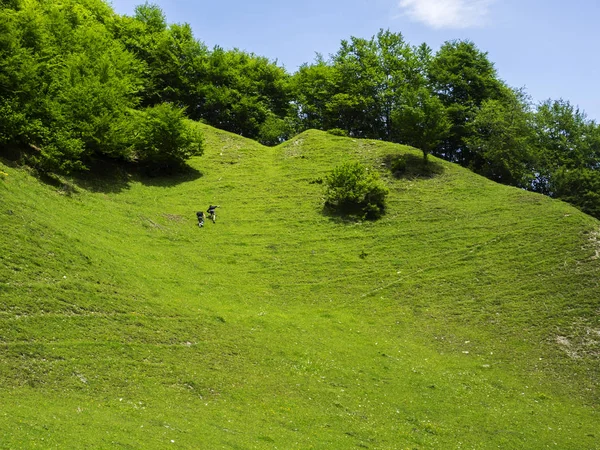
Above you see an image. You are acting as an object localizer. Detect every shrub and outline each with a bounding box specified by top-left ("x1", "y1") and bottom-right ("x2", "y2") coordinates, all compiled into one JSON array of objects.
[
  {"x1": 127, "y1": 103, "x2": 204, "y2": 171},
  {"x1": 324, "y1": 161, "x2": 388, "y2": 219},
  {"x1": 36, "y1": 130, "x2": 86, "y2": 173},
  {"x1": 327, "y1": 128, "x2": 348, "y2": 137}
]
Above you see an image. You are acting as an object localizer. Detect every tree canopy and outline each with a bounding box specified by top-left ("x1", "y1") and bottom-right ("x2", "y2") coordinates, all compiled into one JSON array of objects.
[
  {"x1": 290, "y1": 32, "x2": 600, "y2": 218},
  {"x1": 0, "y1": 0, "x2": 203, "y2": 173}
]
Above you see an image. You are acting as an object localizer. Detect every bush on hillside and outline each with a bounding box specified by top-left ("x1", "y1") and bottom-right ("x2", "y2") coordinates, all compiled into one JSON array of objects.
[
  {"x1": 327, "y1": 128, "x2": 348, "y2": 137},
  {"x1": 127, "y1": 103, "x2": 204, "y2": 172},
  {"x1": 324, "y1": 161, "x2": 388, "y2": 219}
]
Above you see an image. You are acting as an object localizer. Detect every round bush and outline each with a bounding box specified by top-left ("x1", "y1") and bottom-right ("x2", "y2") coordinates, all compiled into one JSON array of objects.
[
  {"x1": 324, "y1": 161, "x2": 388, "y2": 219},
  {"x1": 128, "y1": 103, "x2": 204, "y2": 170},
  {"x1": 326, "y1": 128, "x2": 349, "y2": 137}
]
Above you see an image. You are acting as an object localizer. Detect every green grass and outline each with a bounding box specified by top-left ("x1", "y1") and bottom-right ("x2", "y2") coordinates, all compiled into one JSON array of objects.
[{"x1": 1, "y1": 125, "x2": 599, "y2": 448}]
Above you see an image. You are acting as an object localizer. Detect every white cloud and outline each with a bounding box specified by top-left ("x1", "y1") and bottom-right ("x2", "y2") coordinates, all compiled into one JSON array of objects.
[{"x1": 398, "y1": 0, "x2": 495, "y2": 29}]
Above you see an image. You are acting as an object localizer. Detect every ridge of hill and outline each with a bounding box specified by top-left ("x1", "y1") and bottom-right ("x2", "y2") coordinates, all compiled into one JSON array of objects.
[{"x1": 1, "y1": 125, "x2": 599, "y2": 448}]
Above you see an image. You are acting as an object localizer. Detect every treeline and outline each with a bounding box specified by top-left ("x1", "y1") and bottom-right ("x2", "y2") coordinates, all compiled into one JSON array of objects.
[
  {"x1": 1, "y1": 1, "x2": 599, "y2": 218},
  {"x1": 293, "y1": 33, "x2": 600, "y2": 218},
  {"x1": 0, "y1": 0, "x2": 205, "y2": 173}
]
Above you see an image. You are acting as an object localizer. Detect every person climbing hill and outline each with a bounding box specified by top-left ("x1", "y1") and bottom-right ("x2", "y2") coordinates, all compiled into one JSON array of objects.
[
  {"x1": 207, "y1": 205, "x2": 219, "y2": 223},
  {"x1": 196, "y1": 211, "x2": 205, "y2": 227}
]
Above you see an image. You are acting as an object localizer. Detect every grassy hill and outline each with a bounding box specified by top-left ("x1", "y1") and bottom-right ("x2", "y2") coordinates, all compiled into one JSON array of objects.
[{"x1": 1, "y1": 125, "x2": 599, "y2": 448}]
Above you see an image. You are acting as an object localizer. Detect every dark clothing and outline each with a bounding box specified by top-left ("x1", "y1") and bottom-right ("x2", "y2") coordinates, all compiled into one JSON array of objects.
[
  {"x1": 196, "y1": 211, "x2": 204, "y2": 227},
  {"x1": 207, "y1": 205, "x2": 218, "y2": 223}
]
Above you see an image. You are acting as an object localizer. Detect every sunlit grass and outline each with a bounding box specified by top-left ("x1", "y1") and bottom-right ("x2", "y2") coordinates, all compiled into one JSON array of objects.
[{"x1": 1, "y1": 125, "x2": 599, "y2": 448}]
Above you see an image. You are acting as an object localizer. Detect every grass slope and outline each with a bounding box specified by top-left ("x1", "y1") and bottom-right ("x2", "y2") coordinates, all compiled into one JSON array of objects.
[{"x1": 1, "y1": 126, "x2": 599, "y2": 449}]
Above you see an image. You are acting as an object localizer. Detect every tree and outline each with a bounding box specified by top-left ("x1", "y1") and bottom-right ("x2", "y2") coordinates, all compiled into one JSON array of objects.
[
  {"x1": 0, "y1": 3, "x2": 44, "y2": 148},
  {"x1": 533, "y1": 100, "x2": 598, "y2": 171},
  {"x1": 552, "y1": 167, "x2": 600, "y2": 218},
  {"x1": 0, "y1": 0, "x2": 144, "y2": 172},
  {"x1": 428, "y1": 40, "x2": 506, "y2": 164},
  {"x1": 465, "y1": 88, "x2": 536, "y2": 187},
  {"x1": 112, "y1": 4, "x2": 208, "y2": 108},
  {"x1": 133, "y1": 1, "x2": 167, "y2": 32},
  {"x1": 293, "y1": 30, "x2": 426, "y2": 140},
  {"x1": 531, "y1": 99, "x2": 600, "y2": 217},
  {"x1": 291, "y1": 56, "x2": 337, "y2": 131},
  {"x1": 329, "y1": 30, "x2": 424, "y2": 139},
  {"x1": 391, "y1": 87, "x2": 450, "y2": 161},
  {"x1": 258, "y1": 114, "x2": 295, "y2": 146},
  {"x1": 192, "y1": 47, "x2": 292, "y2": 138}
]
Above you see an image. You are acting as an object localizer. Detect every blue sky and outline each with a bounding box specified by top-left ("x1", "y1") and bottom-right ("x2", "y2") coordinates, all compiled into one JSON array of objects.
[{"x1": 110, "y1": 0, "x2": 600, "y2": 122}]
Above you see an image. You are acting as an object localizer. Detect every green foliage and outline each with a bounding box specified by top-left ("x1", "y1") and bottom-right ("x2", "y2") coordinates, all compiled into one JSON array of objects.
[
  {"x1": 326, "y1": 128, "x2": 348, "y2": 137},
  {"x1": 531, "y1": 99, "x2": 600, "y2": 217},
  {"x1": 429, "y1": 40, "x2": 503, "y2": 107},
  {"x1": 0, "y1": 0, "x2": 206, "y2": 175},
  {"x1": 193, "y1": 47, "x2": 292, "y2": 138},
  {"x1": 389, "y1": 153, "x2": 444, "y2": 178},
  {"x1": 134, "y1": 1, "x2": 167, "y2": 32},
  {"x1": 48, "y1": 28, "x2": 142, "y2": 151},
  {"x1": 0, "y1": 100, "x2": 42, "y2": 146},
  {"x1": 391, "y1": 87, "x2": 451, "y2": 160},
  {"x1": 552, "y1": 167, "x2": 600, "y2": 218},
  {"x1": 112, "y1": 9, "x2": 208, "y2": 108},
  {"x1": 294, "y1": 30, "x2": 427, "y2": 141},
  {"x1": 33, "y1": 130, "x2": 87, "y2": 173},
  {"x1": 127, "y1": 103, "x2": 204, "y2": 170},
  {"x1": 429, "y1": 40, "x2": 506, "y2": 164},
  {"x1": 113, "y1": 9, "x2": 291, "y2": 141},
  {"x1": 533, "y1": 99, "x2": 599, "y2": 172},
  {"x1": 291, "y1": 58, "x2": 337, "y2": 130},
  {"x1": 465, "y1": 89, "x2": 536, "y2": 187},
  {"x1": 0, "y1": 0, "x2": 143, "y2": 172},
  {"x1": 332, "y1": 30, "x2": 426, "y2": 139},
  {"x1": 324, "y1": 161, "x2": 388, "y2": 219},
  {"x1": 0, "y1": 6, "x2": 43, "y2": 146},
  {"x1": 258, "y1": 114, "x2": 295, "y2": 146}
]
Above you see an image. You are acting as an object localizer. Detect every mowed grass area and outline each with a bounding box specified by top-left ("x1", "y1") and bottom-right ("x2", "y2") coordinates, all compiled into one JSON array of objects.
[{"x1": 1, "y1": 125, "x2": 599, "y2": 449}]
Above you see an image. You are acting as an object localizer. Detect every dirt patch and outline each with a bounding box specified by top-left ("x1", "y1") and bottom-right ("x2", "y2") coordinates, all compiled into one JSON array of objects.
[
  {"x1": 140, "y1": 216, "x2": 164, "y2": 229},
  {"x1": 285, "y1": 138, "x2": 305, "y2": 158},
  {"x1": 556, "y1": 320, "x2": 600, "y2": 359},
  {"x1": 163, "y1": 214, "x2": 184, "y2": 222},
  {"x1": 589, "y1": 230, "x2": 600, "y2": 260}
]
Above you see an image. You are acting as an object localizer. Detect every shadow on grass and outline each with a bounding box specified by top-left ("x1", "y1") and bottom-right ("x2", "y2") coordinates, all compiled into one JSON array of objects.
[
  {"x1": 2, "y1": 152, "x2": 202, "y2": 194},
  {"x1": 321, "y1": 204, "x2": 386, "y2": 224},
  {"x1": 384, "y1": 153, "x2": 444, "y2": 179},
  {"x1": 0, "y1": 144, "x2": 24, "y2": 165},
  {"x1": 69, "y1": 157, "x2": 134, "y2": 193},
  {"x1": 135, "y1": 163, "x2": 203, "y2": 189},
  {"x1": 0, "y1": 147, "x2": 82, "y2": 195},
  {"x1": 322, "y1": 206, "x2": 362, "y2": 224},
  {"x1": 71, "y1": 159, "x2": 204, "y2": 193}
]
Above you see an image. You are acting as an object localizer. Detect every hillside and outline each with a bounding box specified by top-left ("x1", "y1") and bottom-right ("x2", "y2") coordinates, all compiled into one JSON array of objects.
[{"x1": 1, "y1": 125, "x2": 599, "y2": 448}]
